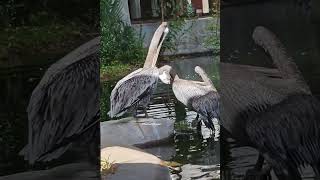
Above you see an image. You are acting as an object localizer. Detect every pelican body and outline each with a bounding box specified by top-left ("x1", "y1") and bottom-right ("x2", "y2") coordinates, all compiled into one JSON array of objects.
[
  {"x1": 221, "y1": 26, "x2": 320, "y2": 180},
  {"x1": 243, "y1": 94, "x2": 320, "y2": 180},
  {"x1": 159, "y1": 65, "x2": 219, "y2": 131},
  {"x1": 20, "y1": 37, "x2": 100, "y2": 164},
  {"x1": 109, "y1": 22, "x2": 169, "y2": 118}
]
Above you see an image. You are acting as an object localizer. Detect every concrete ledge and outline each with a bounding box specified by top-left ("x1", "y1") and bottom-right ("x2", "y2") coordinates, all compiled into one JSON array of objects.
[{"x1": 100, "y1": 117, "x2": 174, "y2": 148}]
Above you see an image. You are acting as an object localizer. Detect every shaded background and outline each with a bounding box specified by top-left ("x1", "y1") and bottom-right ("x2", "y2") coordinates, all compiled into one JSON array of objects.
[
  {"x1": 0, "y1": 0, "x2": 99, "y2": 176},
  {"x1": 220, "y1": 0, "x2": 320, "y2": 179}
]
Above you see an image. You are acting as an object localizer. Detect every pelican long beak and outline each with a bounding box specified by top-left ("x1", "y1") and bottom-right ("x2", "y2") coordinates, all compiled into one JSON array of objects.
[
  {"x1": 144, "y1": 22, "x2": 169, "y2": 68},
  {"x1": 158, "y1": 27, "x2": 169, "y2": 47}
]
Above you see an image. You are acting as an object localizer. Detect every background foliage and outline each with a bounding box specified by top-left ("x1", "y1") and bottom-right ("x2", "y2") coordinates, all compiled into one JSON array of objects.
[
  {"x1": 0, "y1": 0, "x2": 99, "y2": 27},
  {"x1": 205, "y1": 0, "x2": 220, "y2": 53},
  {"x1": 100, "y1": 0, "x2": 146, "y2": 67},
  {"x1": 0, "y1": 0, "x2": 99, "y2": 62}
]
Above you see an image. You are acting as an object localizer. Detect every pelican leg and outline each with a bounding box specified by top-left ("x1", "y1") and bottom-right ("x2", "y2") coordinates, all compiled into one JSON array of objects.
[
  {"x1": 133, "y1": 108, "x2": 139, "y2": 118},
  {"x1": 143, "y1": 107, "x2": 149, "y2": 118},
  {"x1": 254, "y1": 154, "x2": 265, "y2": 170},
  {"x1": 208, "y1": 119, "x2": 215, "y2": 134},
  {"x1": 244, "y1": 154, "x2": 272, "y2": 180},
  {"x1": 197, "y1": 120, "x2": 202, "y2": 132},
  {"x1": 191, "y1": 114, "x2": 201, "y2": 133},
  {"x1": 195, "y1": 113, "x2": 199, "y2": 121}
]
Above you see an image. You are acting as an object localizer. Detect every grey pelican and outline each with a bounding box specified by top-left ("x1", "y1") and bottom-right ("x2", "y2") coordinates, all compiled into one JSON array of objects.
[
  {"x1": 108, "y1": 22, "x2": 169, "y2": 118},
  {"x1": 159, "y1": 65, "x2": 220, "y2": 131},
  {"x1": 19, "y1": 37, "x2": 100, "y2": 164},
  {"x1": 220, "y1": 26, "x2": 320, "y2": 180}
]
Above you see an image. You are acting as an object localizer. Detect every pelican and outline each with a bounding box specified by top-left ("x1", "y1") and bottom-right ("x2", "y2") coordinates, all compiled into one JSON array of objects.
[
  {"x1": 108, "y1": 22, "x2": 169, "y2": 118},
  {"x1": 220, "y1": 26, "x2": 320, "y2": 180},
  {"x1": 19, "y1": 37, "x2": 100, "y2": 164},
  {"x1": 159, "y1": 65, "x2": 219, "y2": 132}
]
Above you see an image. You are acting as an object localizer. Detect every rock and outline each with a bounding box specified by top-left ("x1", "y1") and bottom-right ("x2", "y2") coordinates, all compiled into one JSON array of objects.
[
  {"x1": 100, "y1": 117, "x2": 174, "y2": 148},
  {"x1": 0, "y1": 163, "x2": 99, "y2": 180},
  {"x1": 101, "y1": 146, "x2": 171, "y2": 180},
  {"x1": 180, "y1": 164, "x2": 220, "y2": 180},
  {"x1": 171, "y1": 174, "x2": 181, "y2": 180}
]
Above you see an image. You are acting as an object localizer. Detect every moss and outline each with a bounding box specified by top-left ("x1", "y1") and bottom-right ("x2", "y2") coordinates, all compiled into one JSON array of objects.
[
  {"x1": 162, "y1": 160, "x2": 182, "y2": 167},
  {"x1": 100, "y1": 62, "x2": 143, "y2": 82},
  {"x1": 100, "y1": 157, "x2": 117, "y2": 176}
]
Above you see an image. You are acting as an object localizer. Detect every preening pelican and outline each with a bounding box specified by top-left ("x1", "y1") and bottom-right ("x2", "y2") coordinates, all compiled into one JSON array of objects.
[
  {"x1": 108, "y1": 22, "x2": 169, "y2": 118},
  {"x1": 19, "y1": 37, "x2": 100, "y2": 164},
  {"x1": 220, "y1": 26, "x2": 320, "y2": 180},
  {"x1": 159, "y1": 65, "x2": 219, "y2": 131}
]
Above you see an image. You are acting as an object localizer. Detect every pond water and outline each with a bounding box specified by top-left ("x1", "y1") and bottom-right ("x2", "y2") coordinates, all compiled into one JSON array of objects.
[
  {"x1": 102, "y1": 55, "x2": 220, "y2": 179},
  {"x1": 221, "y1": 0, "x2": 320, "y2": 179}
]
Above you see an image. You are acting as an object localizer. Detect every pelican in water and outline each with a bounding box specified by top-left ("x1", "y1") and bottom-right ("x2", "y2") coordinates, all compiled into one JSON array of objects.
[
  {"x1": 19, "y1": 37, "x2": 100, "y2": 164},
  {"x1": 108, "y1": 22, "x2": 169, "y2": 118},
  {"x1": 159, "y1": 65, "x2": 219, "y2": 132},
  {"x1": 220, "y1": 26, "x2": 320, "y2": 180}
]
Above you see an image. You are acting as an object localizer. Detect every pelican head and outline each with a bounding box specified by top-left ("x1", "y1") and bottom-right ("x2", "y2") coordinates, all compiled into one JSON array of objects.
[
  {"x1": 158, "y1": 65, "x2": 174, "y2": 84},
  {"x1": 252, "y1": 26, "x2": 273, "y2": 53}
]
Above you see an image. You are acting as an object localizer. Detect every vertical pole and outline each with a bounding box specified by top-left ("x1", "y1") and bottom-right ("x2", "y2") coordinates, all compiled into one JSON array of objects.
[
  {"x1": 121, "y1": 0, "x2": 132, "y2": 25},
  {"x1": 129, "y1": 0, "x2": 142, "y2": 20},
  {"x1": 161, "y1": 0, "x2": 165, "y2": 22},
  {"x1": 215, "y1": 0, "x2": 219, "y2": 38},
  {"x1": 202, "y1": 0, "x2": 210, "y2": 14}
]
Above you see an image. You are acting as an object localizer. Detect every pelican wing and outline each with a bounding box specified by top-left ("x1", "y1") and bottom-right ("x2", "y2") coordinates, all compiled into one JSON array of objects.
[
  {"x1": 219, "y1": 62, "x2": 309, "y2": 136},
  {"x1": 245, "y1": 94, "x2": 320, "y2": 167},
  {"x1": 109, "y1": 68, "x2": 158, "y2": 117},
  {"x1": 172, "y1": 80, "x2": 213, "y2": 107},
  {"x1": 20, "y1": 38, "x2": 100, "y2": 164},
  {"x1": 192, "y1": 91, "x2": 220, "y2": 120}
]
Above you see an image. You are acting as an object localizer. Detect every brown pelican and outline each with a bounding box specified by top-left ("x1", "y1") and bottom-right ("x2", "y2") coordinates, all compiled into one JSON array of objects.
[
  {"x1": 159, "y1": 65, "x2": 220, "y2": 131},
  {"x1": 19, "y1": 37, "x2": 100, "y2": 164},
  {"x1": 108, "y1": 22, "x2": 169, "y2": 118},
  {"x1": 220, "y1": 26, "x2": 320, "y2": 180}
]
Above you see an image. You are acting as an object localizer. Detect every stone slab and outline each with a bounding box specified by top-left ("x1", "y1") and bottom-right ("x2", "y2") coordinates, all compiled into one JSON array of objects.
[{"x1": 100, "y1": 117, "x2": 174, "y2": 148}]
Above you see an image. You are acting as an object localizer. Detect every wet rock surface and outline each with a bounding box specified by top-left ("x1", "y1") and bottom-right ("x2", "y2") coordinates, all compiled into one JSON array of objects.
[{"x1": 100, "y1": 117, "x2": 174, "y2": 148}]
